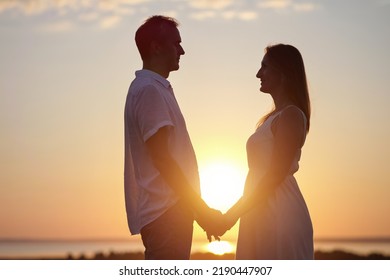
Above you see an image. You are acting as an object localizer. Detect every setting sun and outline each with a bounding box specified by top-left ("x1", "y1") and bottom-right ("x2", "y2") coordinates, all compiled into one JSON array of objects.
[
  {"x1": 199, "y1": 160, "x2": 246, "y2": 213},
  {"x1": 206, "y1": 241, "x2": 235, "y2": 255}
]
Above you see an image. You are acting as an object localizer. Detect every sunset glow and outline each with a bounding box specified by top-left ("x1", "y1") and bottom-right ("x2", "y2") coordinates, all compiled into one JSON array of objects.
[
  {"x1": 199, "y1": 160, "x2": 246, "y2": 213},
  {"x1": 0, "y1": 0, "x2": 389, "y2": 245}
]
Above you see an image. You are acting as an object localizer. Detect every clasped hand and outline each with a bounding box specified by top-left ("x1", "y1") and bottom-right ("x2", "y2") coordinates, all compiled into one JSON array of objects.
[{"x1": 196, "y1": 208, "x2": 238, "y2": 242}]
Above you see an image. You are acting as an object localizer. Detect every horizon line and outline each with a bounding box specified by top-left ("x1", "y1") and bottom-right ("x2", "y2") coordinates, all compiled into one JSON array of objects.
[{"x1": 1, "y1": 236, "x2": 390, "y2": 243}]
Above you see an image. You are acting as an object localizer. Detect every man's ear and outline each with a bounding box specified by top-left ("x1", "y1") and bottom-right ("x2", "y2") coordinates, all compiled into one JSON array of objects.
[{"x1": 150, "y1": 40, "x2": 162, "y2": 55}]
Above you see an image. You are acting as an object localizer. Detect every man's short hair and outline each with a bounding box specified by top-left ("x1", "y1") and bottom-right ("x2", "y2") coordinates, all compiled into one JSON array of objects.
[{"x1": 135, "y1": 15, "x2": 179, "y2": 60}]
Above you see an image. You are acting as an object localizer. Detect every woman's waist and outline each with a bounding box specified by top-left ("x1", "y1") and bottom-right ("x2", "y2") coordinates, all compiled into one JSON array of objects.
[{"x1": 244, "y1": 171, "x2": 297, "y2": 193}]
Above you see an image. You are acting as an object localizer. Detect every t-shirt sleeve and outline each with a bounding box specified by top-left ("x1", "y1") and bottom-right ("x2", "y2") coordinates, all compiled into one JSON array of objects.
[{"x1": 134, "y1": 84, "x2": 174, "y2": 142}]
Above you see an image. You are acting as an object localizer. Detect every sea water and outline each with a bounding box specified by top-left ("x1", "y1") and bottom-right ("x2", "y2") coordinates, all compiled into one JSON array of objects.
[{"x1": 1, "y1": 238, "x2": 390, "y2": 259}]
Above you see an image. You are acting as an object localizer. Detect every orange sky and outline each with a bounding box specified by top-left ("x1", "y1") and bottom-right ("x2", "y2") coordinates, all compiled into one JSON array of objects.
[{"x1": 1, "y1": 0, "x2": 390, "y2": 242}]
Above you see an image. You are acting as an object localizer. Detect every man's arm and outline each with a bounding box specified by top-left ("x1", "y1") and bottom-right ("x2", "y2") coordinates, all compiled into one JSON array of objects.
[{"x1": 146, "y1": 125, "x2": 221, "y2": 235}]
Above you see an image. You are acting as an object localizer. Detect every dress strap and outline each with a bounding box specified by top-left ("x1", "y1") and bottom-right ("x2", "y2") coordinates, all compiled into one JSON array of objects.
[
  {"x1": 279, "y1": 105, "x2": 307, "y2": 122},
  {"x1": 276, "y1": 105, "x2": 308, "y2": 144}
]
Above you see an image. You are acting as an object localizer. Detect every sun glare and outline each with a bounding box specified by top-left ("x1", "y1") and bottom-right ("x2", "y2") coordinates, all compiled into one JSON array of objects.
[
  {"x1": 206, "y1": 241, "x2": 234, "y2": 255},
  {"x1": 199, "y1": 160, "x2": 246, "y2": 213}
]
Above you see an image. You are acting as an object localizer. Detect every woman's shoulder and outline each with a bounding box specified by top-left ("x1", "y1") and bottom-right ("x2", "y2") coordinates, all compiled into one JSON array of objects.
[
  {"x1": 271, "y1": 105, "x2": 306, "y2": 135},
  {"x1": 280, "y1": 105, "x2": 306, "y2": 121}
]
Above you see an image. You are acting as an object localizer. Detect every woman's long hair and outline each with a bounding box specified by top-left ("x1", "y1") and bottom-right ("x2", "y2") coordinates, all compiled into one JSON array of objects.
[{"x1": 259, "y1": 44, "x2": 311, "y2": 133}]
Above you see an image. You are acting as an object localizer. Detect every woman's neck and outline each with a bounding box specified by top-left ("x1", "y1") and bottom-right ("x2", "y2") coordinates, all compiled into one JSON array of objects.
[{"x1": 272, "y1": 90, "x2": 293, "y2": 111}]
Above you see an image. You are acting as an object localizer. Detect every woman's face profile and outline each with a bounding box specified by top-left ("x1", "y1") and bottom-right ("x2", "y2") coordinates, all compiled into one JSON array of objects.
[{"x1": 257, "y1": 54, "x2": 282, "y2": 94}]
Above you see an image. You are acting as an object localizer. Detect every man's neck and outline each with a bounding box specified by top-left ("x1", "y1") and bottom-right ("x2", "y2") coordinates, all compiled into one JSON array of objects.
[{"x1": 143, "y1": 62, "x2": 169, "y2": 79}]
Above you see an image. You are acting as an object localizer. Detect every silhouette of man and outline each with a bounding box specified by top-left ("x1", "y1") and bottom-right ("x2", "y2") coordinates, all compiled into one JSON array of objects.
[{"x1": 124, "y1": 15, "x2": 221, "y2": 260}]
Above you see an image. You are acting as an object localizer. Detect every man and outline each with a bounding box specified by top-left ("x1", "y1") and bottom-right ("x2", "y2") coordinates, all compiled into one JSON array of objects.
[{"x1": 124, "y1": 15, "x2": 221, "y2": 260}]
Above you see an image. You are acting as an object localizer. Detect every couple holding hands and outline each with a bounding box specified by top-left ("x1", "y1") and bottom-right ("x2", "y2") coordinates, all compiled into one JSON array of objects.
[{"x1": 124, "y1": 15, "x2": 313, "y2": 260}]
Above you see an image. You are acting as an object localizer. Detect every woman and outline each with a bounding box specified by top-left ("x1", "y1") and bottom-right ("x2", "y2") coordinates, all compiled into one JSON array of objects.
[{"x1": 217, "y1": 44, "x2": 313, "y2": 259}]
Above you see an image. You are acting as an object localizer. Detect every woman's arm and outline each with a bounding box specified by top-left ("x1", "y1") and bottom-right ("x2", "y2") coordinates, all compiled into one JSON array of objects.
[{"x1": 224, "y1": 106, "x2": 306, "y2": 228}]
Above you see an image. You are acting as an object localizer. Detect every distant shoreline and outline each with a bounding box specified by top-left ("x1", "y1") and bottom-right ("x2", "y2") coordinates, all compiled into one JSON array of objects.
[
  {"x1": 2, "y1": 237, "x2": 390, "y2": 260},
  {"x1": 2, "y1": 249, "x2": 390, "y2": 260},
  {"x1": 2, "y1": 236, "x2": 390, "y2": 243},
  {"x1": 314, "y1": 237, "x2": 390, "y2": 243}
]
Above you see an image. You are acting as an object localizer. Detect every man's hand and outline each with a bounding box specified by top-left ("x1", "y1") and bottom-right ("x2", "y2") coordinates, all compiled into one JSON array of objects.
[
  {"x1": 205, "y1": 212, "x2": 237, "y2": 241},
  {"x1": 195, "y1": 207, "x2": 223, "y2": 242}
]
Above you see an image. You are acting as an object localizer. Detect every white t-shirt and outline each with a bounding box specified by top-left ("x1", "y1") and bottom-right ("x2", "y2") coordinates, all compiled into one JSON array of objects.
[{"x1": 124, "y1": 69, "x2": 200, "y2": 234}]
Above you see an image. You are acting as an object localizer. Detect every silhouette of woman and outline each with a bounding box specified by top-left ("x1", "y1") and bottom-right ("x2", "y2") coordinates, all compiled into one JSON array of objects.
[{"x1": 214, "y1": 44, "x2": 313, "y2": 259}]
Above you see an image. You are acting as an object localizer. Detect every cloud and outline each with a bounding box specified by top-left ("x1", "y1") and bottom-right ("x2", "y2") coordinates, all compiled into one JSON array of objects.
[
  {"x1": 0, "y1": 0, "x2": 92, "y2": 15},
  {"x1": 188, "y1": 0, "x2": 258, "y2": 21},
  {"x1": 293, "y1": 3, "x2": 318, "y2": 12},
  {"x1": 188, "y1": 0, "x2": 233, "y2": 10},
  {"x1": 40, "y1": 20, "x2": 74, "y2": 32},
  {"x1": 100, "y1": 14, "x2": 122, "y2": 29},
  {"x1": 0, "y1": 0, "x2": 47, "y2": 14},
  {"x1": 219, "y1": 10, "x2": 258, "y2": 21},
  {"x1": 0, "y1": 0, "x2": 319, "y2": 29},
  {"x1": 258, "y1": 0, "x2": 292, "y2": 10},
  {"x1": 0, "y1": 0, "x2": 148, "y2": 32},
  {"x1": 78, "y1": 11, "x2": 100, "y2": 22},
  {"x1": 258, "y1": 0, "x2": 320, "y2": 12},
  {"x1": 190, "y1": 10, "x2": 216, "y2": 20},
  {"x1": 0, "y1": 0, "x2": 150, "y2": 14},
  {"x1": 190, "y1": 9, "x2": 257, "y2": 21},
  {"x1": 159, "y1": 10, "x2": 179, "y2": 19},
  {"x1": 237, "y1": 11, "x2": 258, "y2": 21}
]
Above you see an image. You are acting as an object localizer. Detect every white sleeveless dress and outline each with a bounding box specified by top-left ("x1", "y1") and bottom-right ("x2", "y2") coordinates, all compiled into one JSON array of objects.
[{"x1": 235, "y1": 107, "x2": 314, "y2": 260}]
